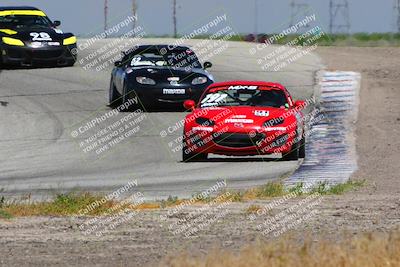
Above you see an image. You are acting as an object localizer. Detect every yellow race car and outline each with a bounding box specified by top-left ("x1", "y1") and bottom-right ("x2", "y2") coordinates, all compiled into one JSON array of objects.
[{"x1": 0, "y1": 6, "x2": 77, "y2": 67}]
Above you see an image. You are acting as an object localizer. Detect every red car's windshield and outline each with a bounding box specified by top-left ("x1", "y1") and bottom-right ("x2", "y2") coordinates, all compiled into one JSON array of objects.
[{"x1": 200, "y1": 88, "x2": 289, "y2": 108}]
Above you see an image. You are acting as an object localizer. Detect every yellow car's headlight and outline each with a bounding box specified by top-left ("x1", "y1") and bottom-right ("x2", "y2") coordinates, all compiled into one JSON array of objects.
[
  {"x1": 63, "y1": 36, "x2": 77, "y2": 45},
  {"x1": 2, "y1": 37, "x2": 24, "y2": 46},
  {"x1": 0, "y1": 29, "x2": 17, "y2": 35}
]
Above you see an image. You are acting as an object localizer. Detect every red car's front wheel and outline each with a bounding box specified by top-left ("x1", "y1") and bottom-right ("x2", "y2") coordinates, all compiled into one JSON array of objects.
[{"x1": 182, "y1": 135, "x2": 208, "y2": 162}]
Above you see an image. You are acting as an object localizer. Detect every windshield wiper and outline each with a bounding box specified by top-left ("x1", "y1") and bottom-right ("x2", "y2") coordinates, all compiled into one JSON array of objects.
[
  {"x1": 243, "y1": 91, "x2": 262, "y2": 106},
  {"x1": 224, "y1": 91, "x2": 246, "y2": 104}
]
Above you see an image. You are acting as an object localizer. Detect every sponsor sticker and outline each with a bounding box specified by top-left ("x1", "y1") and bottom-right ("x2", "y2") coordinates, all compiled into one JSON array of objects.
[
  {"x1": 231, "y1": 115, "x2": 247, "y2": 119},
  {"x1": 225, "y1": 118, "x2": 254, "y2": 123},
  {"x1": 254, "y1": 110, "x2": 270, "y2": 117},
  {"x1": 264, "y1": 127, "x2": 287, "y2": 131},
  {"x1": 192, "y1": 126, "x2": 214, "y2": 132},
  {"x1": 30, "y1": 42, "x2": 42, "y2": 48},
  {"x1": 228, "y1": 85, "x2": 258, "y2": 90},
  {"x1": 163, "y1": 88, "x2": 186, "y2": 94},
  {"x1": 167, "y1": 77, "x2": 180, "y2": 85}
]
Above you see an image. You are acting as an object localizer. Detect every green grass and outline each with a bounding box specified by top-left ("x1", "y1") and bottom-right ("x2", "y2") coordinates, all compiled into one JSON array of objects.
[
  {"x1": 140, "y1": 32, "x2": 400, "y2": 47},
  {"x1": 0, "y1": 195, "x2": 11, "y2": 219},
  {"x1": 257, "y1": 33, "x2": 400, "y2": 46},
  {"x1": 228, "y1": 179, "x2": 365, "y2": 200},
  {"x1": 0, "y1": 192, "x2": 121, "y2": 217},
  {"x1": 0, "y1": 209, "x2": 12, "y2": 219},
  {"x1": 45, "y1": 193, "x2": 110, "y2": 215},
  {"x1": 225, "y1": 191, "x2": 244, "y2": 202},
  {"x1": 0, "y1": 195, "x2": 5, "y2": 207},
  {"x1": 252, "y1": 180, "x2": 366, "y2": 198},
  {"x1": 293, "y1": 180, "x2": 366, "y2": 195},
  {"x1": 160, "y1": 195, "x2": 179, "y2": 208},
  {"x1": 0, "y1": 180, "x2": 365, "y2": 218},
  {"x1": 288, "y1": 182, "x2": 307, "y2": 195},
  {"x1": 256, "y1": 182, "x2": 286, "y2": 198},
  {"x1": 321, "y1": 180, "x2": 365, "y2": 195},
  {"x1": 76, "y1": 32, "x2": 400, "y2": 47}
]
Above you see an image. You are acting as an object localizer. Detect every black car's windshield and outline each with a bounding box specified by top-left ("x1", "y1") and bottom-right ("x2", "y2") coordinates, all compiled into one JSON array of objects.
[
  {"x1": 0, "y1": 15, "x2": 52, "y2": 29},
  {"x1": 200, "y1": 88, "x2": 288, "y2": 108},
  {"x1": 126, "y1": 49, "x2": 202, "y2": 69}
]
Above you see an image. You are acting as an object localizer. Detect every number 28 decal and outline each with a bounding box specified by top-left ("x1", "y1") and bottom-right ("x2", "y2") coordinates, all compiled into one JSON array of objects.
[{"x1": 30, "y1": 32, "x2": 52, "y2": 41}]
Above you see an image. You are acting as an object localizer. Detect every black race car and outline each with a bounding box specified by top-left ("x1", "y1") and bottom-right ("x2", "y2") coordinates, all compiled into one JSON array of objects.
[
  {"x1": 108, "y1": 45, "x2": 214, "y2": 110},
  {"x1": 0, "y1": 6, "x2": 77, "y2": 67}
]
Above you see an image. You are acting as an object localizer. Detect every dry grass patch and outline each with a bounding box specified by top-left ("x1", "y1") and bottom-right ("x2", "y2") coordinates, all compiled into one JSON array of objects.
[
  {"x1": 160, "y1": 230, "x2": 400, "y2": 267},
  {"x1": 245, "y1": 204, "x2": 263, "y2": 215},
  {"x1": 0, "y1": 192, "x2": 163, "y2": 218},
  {"x1": 1, "y1": 193, "x2": 119, "y2": 217}
]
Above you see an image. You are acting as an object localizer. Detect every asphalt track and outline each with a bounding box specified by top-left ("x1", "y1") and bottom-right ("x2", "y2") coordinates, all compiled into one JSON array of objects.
[{"x1": 0, "y1": 39, "x2": 323, "y2": 200}]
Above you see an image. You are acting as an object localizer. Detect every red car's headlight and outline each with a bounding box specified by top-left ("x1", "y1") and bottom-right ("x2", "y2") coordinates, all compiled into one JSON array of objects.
[{"x1": 195, "y1": 117, "x2": 215, "y2": 127}]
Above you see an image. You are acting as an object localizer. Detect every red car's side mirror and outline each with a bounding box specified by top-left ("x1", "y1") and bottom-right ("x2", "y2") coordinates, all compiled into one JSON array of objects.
[
  {"x1": 183, "y1": 100, "x2": 196, "y2": 110},
  {"x1": 294, "y1": 100, "x2": 306, "y2": 109}
]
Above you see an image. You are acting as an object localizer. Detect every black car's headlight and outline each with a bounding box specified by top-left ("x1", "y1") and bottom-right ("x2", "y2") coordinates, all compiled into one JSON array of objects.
[
  {"x1": 195, "y1": 117, "x2": 215, "y2": 127},
  {"x1": 2, "y1": 37, "x2": 24, "y2": 46},
  {"x1": 136, "y1": 76, "x2": 156, "y2": 85},
  {"x1": 192, "y1": 77, "x2": 208, "y2": 85},
  {"x1": 264, "y1": 117, "x2": 285, "y2": 127}
]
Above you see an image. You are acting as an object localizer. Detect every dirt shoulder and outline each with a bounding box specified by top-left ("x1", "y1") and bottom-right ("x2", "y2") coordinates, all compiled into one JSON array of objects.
[
  {"x1": 1, "y1": 47, "x2": 399, "y2": 267},
  {"x1": 308, "y1": 46, "x2": 400, "y2": 230},
  {"x1": 317, "y1": 47, "x2": 400, "y2": 194}
]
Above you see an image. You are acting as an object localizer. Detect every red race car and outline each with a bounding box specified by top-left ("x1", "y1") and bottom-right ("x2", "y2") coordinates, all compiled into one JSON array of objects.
[{"x1": 182, "y1": 81, "x2": 307, "y2": 162}]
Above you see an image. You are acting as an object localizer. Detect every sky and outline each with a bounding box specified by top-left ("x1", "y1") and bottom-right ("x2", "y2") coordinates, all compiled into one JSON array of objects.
[{"x1": 1, "y1": 0, "x2": 397, "y2": 36}]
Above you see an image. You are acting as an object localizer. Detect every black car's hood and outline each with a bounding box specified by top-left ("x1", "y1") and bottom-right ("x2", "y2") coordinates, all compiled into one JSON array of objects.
[
  {"x1": 0, "y1": 27, "x2": 73, "y2": 41},
  {"x1": 127, "y1": 66, "x2": 213, "y2": 80}
]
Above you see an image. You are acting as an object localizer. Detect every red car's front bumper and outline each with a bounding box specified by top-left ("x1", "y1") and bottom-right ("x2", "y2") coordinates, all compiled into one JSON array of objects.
[{"x1": 184, "y1": 125, "x2": 298, "y2": 156}]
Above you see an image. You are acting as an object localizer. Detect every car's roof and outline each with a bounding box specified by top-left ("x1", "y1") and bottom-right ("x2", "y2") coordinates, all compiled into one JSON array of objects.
[
  {"x1": 208, "y1": 80, "x2": 286, "y2": 90},
  {"x1": 0, "y1": 6, "x2": 40, "y2": 11},
  {"x1": 135, "y1": 45, "x2": 192, "y2": 51}
]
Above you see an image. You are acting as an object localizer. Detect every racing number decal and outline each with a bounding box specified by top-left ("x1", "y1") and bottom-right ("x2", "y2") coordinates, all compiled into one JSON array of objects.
[
  {"x1": 201, "y1": 93, "x2": 227, "y2": 106},
  {"x1": 30, "y1": 32, "x2": 52, "y2": 41}
]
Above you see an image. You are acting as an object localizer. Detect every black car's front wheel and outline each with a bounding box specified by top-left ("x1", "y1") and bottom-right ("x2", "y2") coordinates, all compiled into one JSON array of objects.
[
  {"x1": 122, "y1": 83, "x2": 141, "y2": 111},
  {"x1": 65, "y1": 59, "x2": 76, "y2": 67},
  {"x1": 108, "y1": 79, "x2": 121, "y2": 108}
]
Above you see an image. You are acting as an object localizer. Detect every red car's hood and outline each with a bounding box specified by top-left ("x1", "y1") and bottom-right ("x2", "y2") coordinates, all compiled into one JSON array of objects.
[{"x1": 191, "y1": 106, "x2": 291, "y2": 126}]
